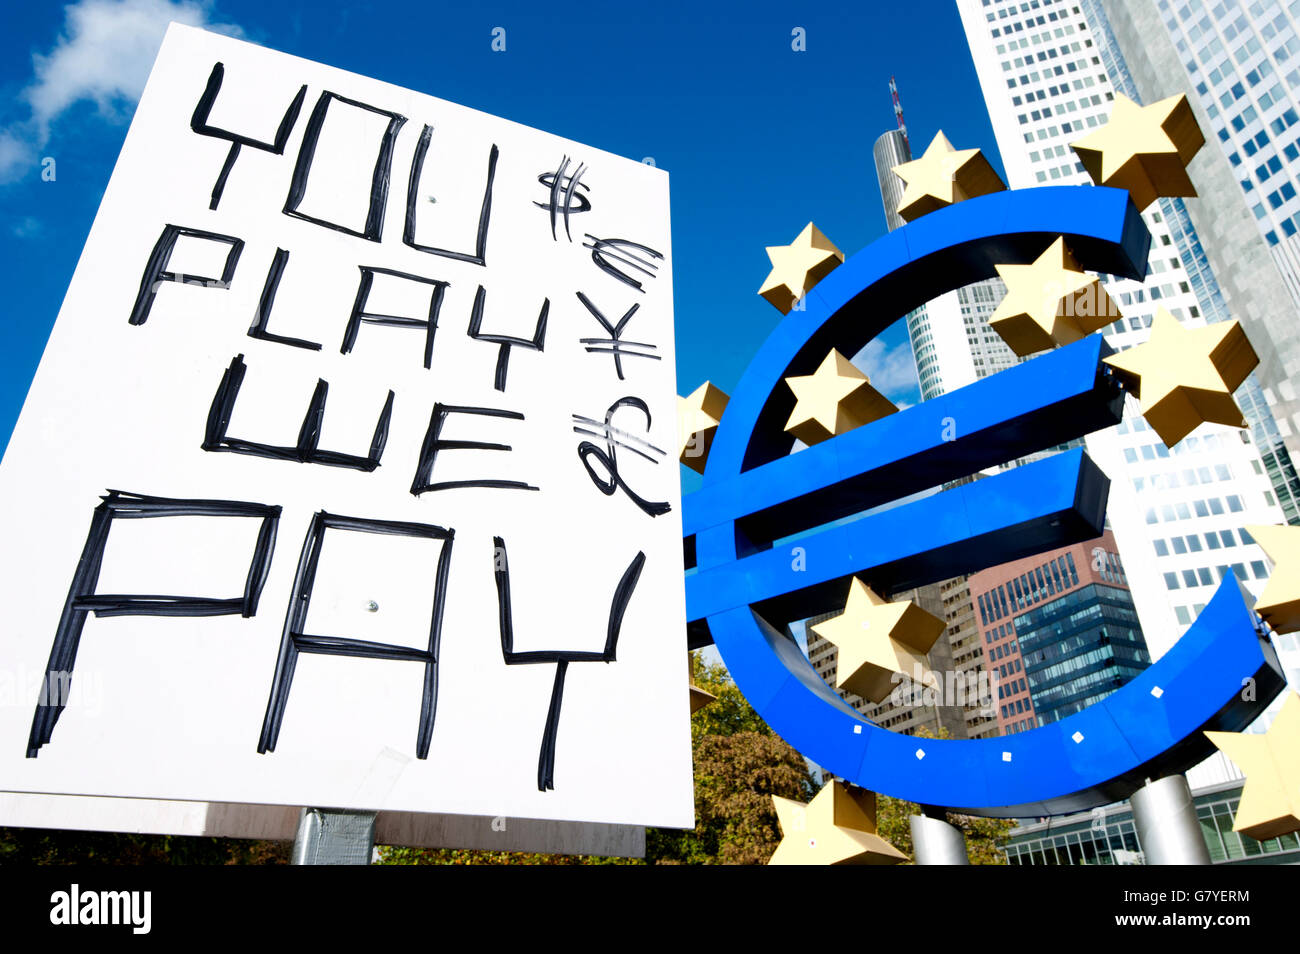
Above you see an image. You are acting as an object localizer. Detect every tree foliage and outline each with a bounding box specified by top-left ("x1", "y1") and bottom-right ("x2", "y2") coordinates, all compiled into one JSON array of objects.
[
  {"x1": 377, "y1": 852, "x2": 634, "y2": 868},
  {"x1": 687, "y1": 655, "x2": 774, "y2": 741},
  {"x1": 0, "y1": 826, "x2": 290, "y2": 865},
  {"x1": 644, "y1": 655, "x2": 818, "y2": 865},
  {"x1": 647, "y1": 730, "x2": 815, "y2": 864}
]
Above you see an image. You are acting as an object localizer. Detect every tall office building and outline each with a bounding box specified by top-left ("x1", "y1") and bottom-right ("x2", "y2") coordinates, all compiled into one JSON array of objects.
[
  {"x1": 955, "y1": 0, "x2": 1300, "y2": 782},
  {"x1": 804, "y1": 583, "x2": 995, "y2": 741},
  {"x1": 1098, "y1": 2, "x2": 1300, "y2": 300},
  {"x1": 855, "y1": 119, "x2": 1003, "y2": 741},
  {"x1": 1085, "y1": 0, "x2": 1300, "y2": 524},
  {"x1": 955, "y1": 0, "x2": 1289, "y2": 646},
  {"x1": 968, "y1": 530, "x2": 1151, "y2": 735},
  {"x1": 874, "y1": 107, "x2": 1127, "y2": 745},
  {"x1": 873, "y1": 129, "x2": 1020, "y2": 398}
]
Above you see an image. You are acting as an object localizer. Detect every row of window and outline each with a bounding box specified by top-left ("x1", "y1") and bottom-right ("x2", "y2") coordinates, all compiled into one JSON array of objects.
[
  {"x1": 1034, "y1": 669, "x2": 1146, "y2": 715},
  {"x1": 1008, "y1": 797, "x2": 1300, "y2": 866},
  {"x1": 1000, "y1": 697, "x2": 1032, "y2": 719},
  {"x1": 1014, "y1": 584, "x2": 1141, "y2": 644},
  {"x1": 1142, "y1": 494, "x2": 1247, "y2": 523},
  {"x1": 1006, "y1": 821, "x2": 1141, "y2": 865},
  {"x1": 1153, "y1": 525, "x2": 1254, "y2": 555},
  {"x1": 1033, "y1": 160, "x2": 1088, "y2": 181},
  {"x1": 1027, "y1": 638, "x2": 1150, "y2": 690},
  {"x1": 976, "y1": 551, "x2": 1082, "y2": 626},
  {"x1": 987, "y1": 0, "x2": 1074, "y2": 38},
  {"x1": 999, "y1": 674, "x2": 1028, "y2": 698},
  {"x1": 1130, "y1": 463, "x2": 1234, "y2": 490},
  {"x1": 997, "y1": 23, "x2": 1083, "y2": 58},
  {"x1": 997, "y1": 657, "x2": 1024, "y2": 679},
  {"x1": 1017, "y1": 89, "x2": 1103, "y2": 117},
  {"x1": 984, "y1": 621, "x2": 1013, "y2": 645},
  {"x1": 1122, "y1": 418, "x2": 1229, "y2": 456},
  {"x1": 1163, "y1": 560, "x2": 1268, "y2": 590}
]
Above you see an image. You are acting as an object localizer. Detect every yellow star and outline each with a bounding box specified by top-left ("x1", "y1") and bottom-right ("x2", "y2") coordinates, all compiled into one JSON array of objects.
[
  {"x1": 1102, "y1": 308, "x2": 1258, "y2": 447},
  {"x1": 1244, "y1": 524, "x2": 1300, "y2": 634},
  {"x1": 689, "y1": 685, "x2": 716, "y2": 714},
  {"x1": 1071, "y1": 92, "x2": 1204, "y2": 211},
  {"x1": 783, "y1": 350, "x2": 897, "y2": 446},
  {"x1": 891, "y1": 130, "x2": 1005, "y2": 222},
  {"x1": 677, "y1": 381, "x2": 729, "y2": 474},
  {"x1": 770, "y1": 781, "x2": 907, "y2": 865},
  {"x1": 1205, "y1": 692, "x2": 1300, "y2": 841},
  {"x1": 989, "y1": 236, "x2": 1122, "y2": 356},
  {"x1": 809, "y1": 577, "x2": 944, "y2": 704},
  {"x1": 758, "y1": 223, "x2": 843, "y2": 315},
  {"x1": 686, "y1": 651, "x2": 717, "y2": 714}
]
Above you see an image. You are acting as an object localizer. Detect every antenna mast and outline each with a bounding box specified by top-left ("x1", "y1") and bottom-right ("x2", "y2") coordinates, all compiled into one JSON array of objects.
[{"x1": 890, "y1": 75, "x2": 908, "y2": 148}]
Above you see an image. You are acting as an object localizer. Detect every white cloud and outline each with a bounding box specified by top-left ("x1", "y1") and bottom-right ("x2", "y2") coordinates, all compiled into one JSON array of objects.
[
  {"x1": 852, "y1": 337, "x2": 920, "y2": 402},
  {"x1": 0, "y1": 131, "x2": 30, "y2": 184},
  {"x1": 0, "y1": 0, "x2": 242, "y2": 184},
  {"x1": 11, "y1": 216, "x2": 43, "y2": 238}
]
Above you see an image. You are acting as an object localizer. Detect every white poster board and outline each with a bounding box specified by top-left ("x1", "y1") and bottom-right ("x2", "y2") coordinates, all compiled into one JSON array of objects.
[{"x1": 0, "y1": 24, "x2": 692, "y2": 829}]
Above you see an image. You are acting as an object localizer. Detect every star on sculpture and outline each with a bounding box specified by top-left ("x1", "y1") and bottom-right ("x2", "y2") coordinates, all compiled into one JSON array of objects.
[
  {"x1": 677, "y1": 381, "x2": 729, "y2": 474},
  {"x1": 891, "y1": 130, "x2": 1005, "y2": 222},
  {"x1": 1071, "y1": 92, "x2": 1204, "y2": 211},
  {"x1": 1102, "y1": 308, "x2": 1258, "y2": 447},
  {"x1": 1243, "y1": 524, "x2": 1300, "y2": 634},
  {"x1": 1205, "y1": 692, "x2": 1300, "y2": 840},
  {"x1": 686, "y1": 653, "x2": 717, "y2": 713},
  {"x1": 809, "y1": 577, "x2": 944, "y2": 703},
  {"x1": 783, "y1": 350, "x2": 897, "y2": 445},
  {"x1": 758, "y1": 223, "x2": 843, "y2": 315},
  {"x1": 770, "y1": 780, "x2": 907, "y2": 865},
  {"x1": 989, "y1": 236, "x2": 1122, "y2": 356}
]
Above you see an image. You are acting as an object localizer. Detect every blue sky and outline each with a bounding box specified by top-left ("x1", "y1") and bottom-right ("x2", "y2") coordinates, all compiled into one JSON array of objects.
[{"x1": 0, "y1": 0, "x2": 1007, "y2": 470}]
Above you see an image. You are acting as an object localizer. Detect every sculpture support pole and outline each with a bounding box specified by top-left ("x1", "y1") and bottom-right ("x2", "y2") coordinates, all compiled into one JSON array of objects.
[
  {"x1": 910, "y1": 806, "x2": 970, "y2": 865},
  {"x1": 292, "y1": 808, "x2": 376, "y2": 865},
  {"x1": 1129, "y1": 775, "x2": 1210, "y2": 865}
]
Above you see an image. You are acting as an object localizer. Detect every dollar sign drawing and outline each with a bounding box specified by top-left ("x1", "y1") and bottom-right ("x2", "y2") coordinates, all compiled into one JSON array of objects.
[{"x1": 534, "y1": 155, "x2": 592, "y2": 241}]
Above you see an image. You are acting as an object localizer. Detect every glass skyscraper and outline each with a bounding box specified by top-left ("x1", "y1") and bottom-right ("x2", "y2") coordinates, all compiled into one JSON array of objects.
[
  {"x1": 955, "y1": 0, "x2": 1300, "y2": 783},
  {"x1": 970, "y1": 531, "x2": 1151, "y2": 734},
  {"x1": 1085, "y1": 0, "x2": 1300, "y2": 528},
  {"x1": 1150, "y1": 0, "x2": 1300, "y2": 288}
]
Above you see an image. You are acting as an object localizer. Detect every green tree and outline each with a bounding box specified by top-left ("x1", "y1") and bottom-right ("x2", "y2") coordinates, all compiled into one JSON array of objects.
[
  {"x1": 0, "y1": 826, "x2": 290, "y2": 864},
  {"x1": 644, "y1": 655, "x2": 819, "y2": 864},
  {"x1": 377, "y1": 846, "x2": 635, "y2": 865}
]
